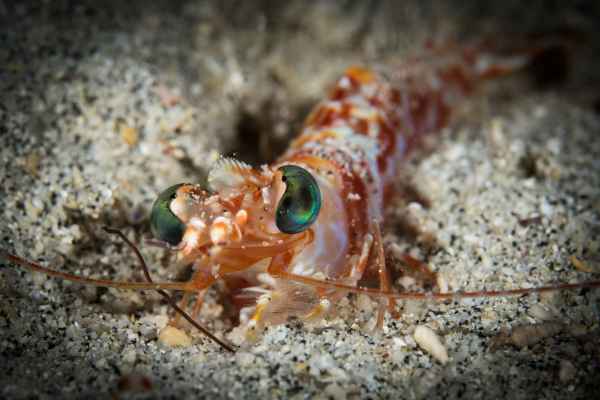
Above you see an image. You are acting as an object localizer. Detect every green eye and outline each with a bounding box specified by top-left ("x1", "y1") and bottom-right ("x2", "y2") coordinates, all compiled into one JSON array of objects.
[
  {"x1": 276, "y1": 165, "x2": 321, "y2": 234},
  {"x1": 150, "y1": 183, "x2": 186, "y2": 246}
]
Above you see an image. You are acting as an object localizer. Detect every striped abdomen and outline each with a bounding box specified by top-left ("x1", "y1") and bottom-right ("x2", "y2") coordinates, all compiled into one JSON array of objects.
[{"x1": 279, "y1": 54, "x2": 483, "y2": 264}]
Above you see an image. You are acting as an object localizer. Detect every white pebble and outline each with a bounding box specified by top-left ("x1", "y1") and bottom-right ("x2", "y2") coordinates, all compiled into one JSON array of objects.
[
  {"x1": 324, "y1": 383, "x2": 347, "y2": 400},
  {"x1": 559, "y1": 360, "x2": 576, "y2": 383},
  {"x1": 122, "y1": 347, "x2": 137, "y2": 365},
  {"x1": 528, "y1": 303, "x2": 554, "y2": 321},
  {"x1": 414, "y1": 325, "x2": 448, "y2": 364},
  {"x1": 236, "y1": 352, "x2": 255, "y2": 367},
  {"x1": 539, "y1": 199, "x2": 554, "y2": 216},
  {"x1": 158, "y1": 326, "x2": 192, "y2": 347},
  {"x1": 393, "y1": 337, "x2": 407, "y2": 348},
  {"x1": 436, "y1": 273, "x2": 449, "y2": 294}
]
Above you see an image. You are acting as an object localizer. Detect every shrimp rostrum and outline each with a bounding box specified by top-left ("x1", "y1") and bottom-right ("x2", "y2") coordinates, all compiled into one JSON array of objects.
[{"x1": 4, "y1": 40, "x2": 600, "y2": 351}]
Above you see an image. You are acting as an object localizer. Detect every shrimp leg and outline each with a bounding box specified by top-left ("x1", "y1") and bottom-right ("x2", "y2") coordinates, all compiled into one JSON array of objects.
[{"x1": 372, "y1": 222, "x2": 399, "y2": 327}]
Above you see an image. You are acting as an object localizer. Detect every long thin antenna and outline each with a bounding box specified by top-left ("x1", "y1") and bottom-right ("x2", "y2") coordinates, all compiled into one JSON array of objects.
[
  {"x1": 1, "y1": 250, "x2": 194, "y2": 292},
  {"x1": 102, "y1": 227, "x2": 235, "y2": 353},
  {"x1": 270, "y1": 269, "x2": 600, "y2": 301}
]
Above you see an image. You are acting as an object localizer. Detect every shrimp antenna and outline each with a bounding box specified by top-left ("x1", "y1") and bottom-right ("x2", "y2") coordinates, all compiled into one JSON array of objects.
[
  {"x1": 2, "y1": 251, "x2": 196, "y2": 292},
  {"x1": 270, "y1": 270, "x2": 600, "y2": 301},
  {"x1": 102, "y1": 226, "x2": 235, "y2": 353}
]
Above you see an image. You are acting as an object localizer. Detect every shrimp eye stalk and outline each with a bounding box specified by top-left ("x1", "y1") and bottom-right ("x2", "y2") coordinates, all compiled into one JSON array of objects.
[
  {"x1": 150, "y1": 183, "x2": 187, "y2": 246},
  {"x1": 276, "y1": 165, "x2": 321, "y2": 234}
]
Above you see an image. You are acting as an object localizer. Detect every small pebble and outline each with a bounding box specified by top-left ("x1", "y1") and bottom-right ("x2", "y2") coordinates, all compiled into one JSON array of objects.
[
  {"x1": 158, "y1": 326, "x2": 193, "y2": 347},
  {"x1": 528, "y1": 303, "x2": 554, "y2": 321},
  {"x1": 559, "y1": 360, "x2": 576, "y2": 383},
  {"x1": 236, "y1": 352, "x2": 255, "y2": 367},
  {"x1": 414, "y1": 325, "x2": 448, "y2": 364},
  {"x1": 325, "y1": 383, "x2": 348, "y2": 400},
  {"x1": 122, "y1": 347, "x2": 137, "y2": 365},
  {"x1": 120, "y1": 125, "x2": 139, "y2": 146}
]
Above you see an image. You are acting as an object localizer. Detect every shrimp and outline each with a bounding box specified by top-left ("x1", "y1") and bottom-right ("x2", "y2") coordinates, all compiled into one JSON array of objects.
[{"x1": 3, "y1": 38, "x2": 600, "y2": 352}]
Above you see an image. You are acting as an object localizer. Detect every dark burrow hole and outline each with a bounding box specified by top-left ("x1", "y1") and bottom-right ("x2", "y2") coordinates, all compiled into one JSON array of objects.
[
  {"x1": 230, "y1": 110, "x2": 287, "y2": 166},
  {"x1": 227, "y1": 101, "x2": 313, "y2": 166},
  {"x1": 526, "y1": 44, "x2": 570, "y2": 89}
]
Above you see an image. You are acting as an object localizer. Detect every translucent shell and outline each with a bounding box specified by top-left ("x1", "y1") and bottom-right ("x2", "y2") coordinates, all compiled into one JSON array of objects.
[
  {"x1": 275, "y1": 165, "x2": 321, "y2": 234},
  {"x1": 150, "y1": 183, "x2": 187, "y2": 245}
]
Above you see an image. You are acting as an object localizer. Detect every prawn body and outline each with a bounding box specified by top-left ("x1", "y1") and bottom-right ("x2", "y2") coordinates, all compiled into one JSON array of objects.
[{"x1": 163, "y1": 47, "x2": 532, "y2": 336}]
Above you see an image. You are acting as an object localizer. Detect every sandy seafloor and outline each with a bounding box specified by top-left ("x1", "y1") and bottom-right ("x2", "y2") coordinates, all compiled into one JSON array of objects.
[{"x1": 1, "y1": 1, "x2": 600, "y2": 399}]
